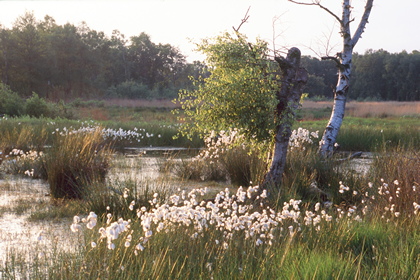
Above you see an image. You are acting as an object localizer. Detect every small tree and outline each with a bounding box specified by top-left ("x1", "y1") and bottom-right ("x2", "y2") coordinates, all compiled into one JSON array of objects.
[
  {"x1": 289, "y1": 0, "x2": 374, "y2": 157},
  {"x1": 176, "y1": 32, "x2": 307, "y2": 190}
]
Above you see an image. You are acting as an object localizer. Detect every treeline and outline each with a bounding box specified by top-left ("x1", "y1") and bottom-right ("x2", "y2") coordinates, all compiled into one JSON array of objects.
[
  {"x1": 0, "y1": 12, "x2": 204, "y2": 100},
  {"x1": 302, "y1": 50, "x2": 420, "y2": 101},
  {"x1": 1, "y1": 13, "x2": 419, "y2": 101}
]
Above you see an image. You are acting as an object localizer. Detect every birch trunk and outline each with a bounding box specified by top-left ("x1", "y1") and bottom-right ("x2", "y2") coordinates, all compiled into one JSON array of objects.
[
  {"x1": 318, "y1": 0, "x2": 374, "y2": 157},
  {"x1": 262, "y1": 47, "x2": 308, "y2": 188}
]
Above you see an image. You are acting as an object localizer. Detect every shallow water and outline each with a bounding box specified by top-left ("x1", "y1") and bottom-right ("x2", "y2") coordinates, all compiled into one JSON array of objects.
[
  {"x1": 0, "y1": 150, "x2": 373, "y2": 266},
  {"x1": 0, "y1": 153, "x2": 201, "y2": 264},
  {"x1": 0, "y1": 177, "x2": 81, "y2": 265}
]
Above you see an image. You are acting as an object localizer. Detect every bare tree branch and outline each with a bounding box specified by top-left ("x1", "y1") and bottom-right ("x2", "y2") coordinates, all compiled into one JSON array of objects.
[
  {"x1": 233, "y1": 6, "x2": 251, "y2": 32},
  {"x1": 351, "y1": 0, "x2": 374, "y2": 46},
  {"x1": 288, "y1": 0, "x2": 342, "y2": 24},
  {"x1": 321, "y1": 55, "x2": 344, "y2": 70}
]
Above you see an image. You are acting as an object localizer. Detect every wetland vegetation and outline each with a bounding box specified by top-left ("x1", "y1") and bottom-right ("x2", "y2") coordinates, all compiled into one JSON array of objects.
[{"x1": 0, "y1": 101, "x2": 419, "y2": 279}]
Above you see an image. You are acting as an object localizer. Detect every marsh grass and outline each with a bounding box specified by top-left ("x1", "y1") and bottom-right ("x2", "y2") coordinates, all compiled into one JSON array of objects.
[
  {"x1": 43, "y1": 127, "x2": 112, "y2": 199},
  {"x1": 28, "y1": 199, "x2": 87, "y2": 221},
  {"x1": 168, "y1": 130, "x2": 268, "y2": 186},
  {"x1": 0, "y1": 119, "x2": 48, "y2": 157},
  {"x1": 0, "y1": 107, "x2": 419, "y2": 279},
  {"x1": 2, "y1": 184, "x2": 417, "y2": 279},
  {"x1": 368, "y1": 142, "x2": 420, "y2": 216}
]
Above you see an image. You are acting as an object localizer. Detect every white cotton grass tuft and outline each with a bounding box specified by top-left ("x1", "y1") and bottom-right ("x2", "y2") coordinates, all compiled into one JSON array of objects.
[{"x1": 69, "y1": 178, "x2": 417, "y2": 254}]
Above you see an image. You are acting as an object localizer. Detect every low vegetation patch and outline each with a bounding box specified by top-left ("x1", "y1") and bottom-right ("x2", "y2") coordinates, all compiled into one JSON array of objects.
[{"x1": 0, "y1": 101, "x2": 418, "y2": 279}]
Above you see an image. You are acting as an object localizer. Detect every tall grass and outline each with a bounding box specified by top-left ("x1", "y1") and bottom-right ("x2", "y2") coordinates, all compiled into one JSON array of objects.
[
  {"x1": 368, "y1": 142, "x2": 420, "y2": 216},
  {"x1": 0, "y1": 116, "x2": 202, "y2": 150},
  {"x1": 43, "y1": 127, "x2": 111, "y2": 199},
  {"x1": 0, "y1": 118, "x2": 49, "y2": 155},
  {"x1": 167, "y1": 130, "x2": 268, "y2": 186}
]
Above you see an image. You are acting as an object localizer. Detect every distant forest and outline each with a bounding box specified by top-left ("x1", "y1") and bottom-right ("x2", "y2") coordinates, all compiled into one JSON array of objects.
[{"x1": 1, "y1": 12, "x2": 419, "y2": 101}]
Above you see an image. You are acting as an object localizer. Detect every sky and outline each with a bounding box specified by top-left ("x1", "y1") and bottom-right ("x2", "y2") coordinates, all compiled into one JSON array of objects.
[{"x1": 0, "y1": 0, "x2": 419, "y2": 62}]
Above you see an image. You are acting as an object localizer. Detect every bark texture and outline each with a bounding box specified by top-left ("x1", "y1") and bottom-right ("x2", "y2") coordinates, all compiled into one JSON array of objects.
[
  {"x1": 318, "y1": 0, "x2": 374, "y2": 157},
  {"x1": 262, "y1": 47, "x2": 308, "y2": 189}
]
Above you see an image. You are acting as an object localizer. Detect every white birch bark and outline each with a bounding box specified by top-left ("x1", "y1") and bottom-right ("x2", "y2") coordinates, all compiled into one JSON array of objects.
[
  {"x1": 289, "y1": 0, "x2": 374, "y2": 157},
  {"x1": 319, "y1": 0, "x2": 374, "y2": 157}
]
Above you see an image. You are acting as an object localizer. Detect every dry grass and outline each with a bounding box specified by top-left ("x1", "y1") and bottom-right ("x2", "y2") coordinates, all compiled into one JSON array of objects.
[
  {"x1": 302, "y1": 101, "x2": 420, "y2": 118},
  {"x1": 104, "y1": 98, "x2": 179, "y2": 108},
  {"x1": 77, "y1": 107, "x2": 110, "y2": 121}
]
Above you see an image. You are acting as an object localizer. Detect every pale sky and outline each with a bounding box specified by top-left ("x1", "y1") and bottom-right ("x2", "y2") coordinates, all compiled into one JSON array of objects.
[{"x1": 0, "y1": 0, "x2": 419, "y2": 62}]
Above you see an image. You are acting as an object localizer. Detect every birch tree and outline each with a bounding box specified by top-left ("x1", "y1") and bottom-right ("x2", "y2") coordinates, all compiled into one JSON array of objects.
[{"x1": 289, "y1": 0, "x2": 374, "y2": 157}]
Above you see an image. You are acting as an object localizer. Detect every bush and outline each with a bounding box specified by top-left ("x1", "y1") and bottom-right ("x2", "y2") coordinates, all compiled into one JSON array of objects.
[
  {"x1": 24, "y1": 93, "x2": 75, "y2": 119},
  {"x1": 0, "y1": 83, "x2": 25, "y2": 116},
  {"x1": 106, "y1": 81, "x2": 151, "y2": 99},
  {"x1": 69, "y1": 98, "x2": 105, "y2": 108},
  {"x1": 25, "y1": 93, "x2": 51, "y2": 118}
]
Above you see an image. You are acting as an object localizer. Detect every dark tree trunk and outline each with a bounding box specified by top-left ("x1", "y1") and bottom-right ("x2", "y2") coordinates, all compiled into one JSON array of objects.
[{"x1": 262, "y1": 47, "x2": 308, "y2": 189}]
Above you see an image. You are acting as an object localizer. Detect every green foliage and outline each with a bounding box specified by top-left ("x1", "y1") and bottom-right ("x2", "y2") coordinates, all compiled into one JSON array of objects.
[
  {"x1": 2, "y1": 13, "x2": 420, "y2": 101},
  {"x1": 0, "y1": 13, "x2": 200, "y2": 100},
  {"x1": 106, "y1": 80, "x2": 153, "y2": 99},
  {"x1": 0, "y1": 83, "x2": 25, "y2": 116},
  {"x1": 176, "y1": 32, "x2": 280, "y2": 142},
  {"x1": 24, "y1": 92, "x2": 74, "y2": 119},
  {"x1": 352, "y1": 49, "x2": 420, "y2": 101},
  {"x1": 69, "y1": 98, "x2": 105, "y2": 108},
  {"x1": 302, "y1": 51, "x2": 420, "y2": 101},
  {"x1": 25, "y1": 93, "x2": 51, "y2": 118}
]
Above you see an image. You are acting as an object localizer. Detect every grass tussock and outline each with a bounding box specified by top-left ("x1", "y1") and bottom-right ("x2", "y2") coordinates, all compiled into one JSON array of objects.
[{"x1": 43, "y1": 127, "x2": 112, "y2": 199}]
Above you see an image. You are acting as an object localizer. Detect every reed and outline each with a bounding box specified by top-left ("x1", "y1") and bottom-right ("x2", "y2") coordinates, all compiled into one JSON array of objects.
[{"x1": 42, "y1": 127, "x2": 112, "y2": 199}]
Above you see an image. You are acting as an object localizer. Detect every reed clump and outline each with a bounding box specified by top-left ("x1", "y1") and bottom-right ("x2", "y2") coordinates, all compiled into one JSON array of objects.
[{"x1": 43, "y1": 127, "x2": 112, "y2": 199}]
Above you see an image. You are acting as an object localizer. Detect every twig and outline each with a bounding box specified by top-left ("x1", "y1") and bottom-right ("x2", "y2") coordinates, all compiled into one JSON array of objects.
[{"x1": 233, "y1": 6, "x2": 251, "y2": 32}]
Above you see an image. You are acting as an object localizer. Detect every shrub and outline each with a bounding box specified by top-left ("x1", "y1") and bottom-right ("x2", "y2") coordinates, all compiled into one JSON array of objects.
[
  {"x1": 106, "y1": 81, "x2": 151, "y2": 99},
  {"x1": 0, "y1": 83, "x2": 25, "y2": 116},
  {"x1": 25, "y1": 93, "x2": 51, "y2": 118}
]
